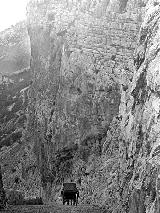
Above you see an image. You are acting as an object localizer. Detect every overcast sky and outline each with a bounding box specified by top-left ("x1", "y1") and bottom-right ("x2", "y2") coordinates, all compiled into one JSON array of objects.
[{"x1": 0, "y1": 0, "x2": 29, "y2": 32}]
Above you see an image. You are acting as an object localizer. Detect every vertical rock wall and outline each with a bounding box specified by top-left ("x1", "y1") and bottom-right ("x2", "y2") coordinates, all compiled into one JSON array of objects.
[
  {"x1": 26, "y1": 0, "x2": 144, "y2": 203},
  {"x1": 119, "y1": 0, "x2": 160, "y2": 212}
]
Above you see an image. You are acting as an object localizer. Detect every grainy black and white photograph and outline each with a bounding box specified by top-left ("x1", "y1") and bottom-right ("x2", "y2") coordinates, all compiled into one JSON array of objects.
[{"x1": 0, "y1": 0, "x2": 159, "y2": 212}]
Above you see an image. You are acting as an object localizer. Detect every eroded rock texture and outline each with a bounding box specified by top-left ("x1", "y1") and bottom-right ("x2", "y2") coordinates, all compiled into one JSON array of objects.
[
  {"x1": 119, "y1": 0, "x2": 160, "y2": 212},
  {"x1": 0, "y1": 23, "x2": 35, "y2": 199},
  {"x1": 3, "y1": 0, "x2": 160, "y2": 212},
  {"x1": 1, "y1": 0, "x2": 157, "y2": 212},
  {"x1": 25, "y1": 0, "x2": 146, "y2": 206}
]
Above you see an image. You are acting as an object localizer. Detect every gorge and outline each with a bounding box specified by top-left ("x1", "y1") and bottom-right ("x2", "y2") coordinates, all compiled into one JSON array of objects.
[{"x1": 1, "y1": 0, "x2": 160, "y2": 212}]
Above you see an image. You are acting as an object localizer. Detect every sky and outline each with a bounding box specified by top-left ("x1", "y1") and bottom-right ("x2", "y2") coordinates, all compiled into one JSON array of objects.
[{"x1": 0, "y1": 0, "x2": 29, "y2": 32}]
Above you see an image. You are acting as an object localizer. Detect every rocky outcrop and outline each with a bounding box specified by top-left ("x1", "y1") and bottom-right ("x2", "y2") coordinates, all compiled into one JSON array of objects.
[
  {"x1": 0, "y1": 21, "x2": 31, "y2": 153},
  {"x1": 0, "y1": 68, "x2": 31, "y2": 149},
  {"x1": 0, "y1": 68, "x2": 37, "y2": 199},
  {"x1": 0, "y1": 23, "x2": 34, "y2": 200}
]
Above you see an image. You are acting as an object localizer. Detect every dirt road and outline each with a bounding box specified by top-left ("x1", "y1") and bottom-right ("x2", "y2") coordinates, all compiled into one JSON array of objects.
[{"x1": 0, "y1": 204, "x2": 107, "y2": 213}]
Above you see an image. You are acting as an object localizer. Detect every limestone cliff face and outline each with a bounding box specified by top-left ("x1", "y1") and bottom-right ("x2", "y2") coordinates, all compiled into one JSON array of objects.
[
  {"x1": 119, "y1": 0, "x2": 160, "y2": 212},
  {"x1": 26, "y1": 0, "x2": 149, "y2": 207},
  {"x1": 3, "y1": 0, "x2": 160, "y2": 211}
]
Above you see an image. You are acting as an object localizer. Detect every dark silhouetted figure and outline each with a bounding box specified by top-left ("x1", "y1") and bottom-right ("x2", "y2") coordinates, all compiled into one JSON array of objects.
[{"x1": 61, "y1": 183, "x2": 79, "y2": 206}]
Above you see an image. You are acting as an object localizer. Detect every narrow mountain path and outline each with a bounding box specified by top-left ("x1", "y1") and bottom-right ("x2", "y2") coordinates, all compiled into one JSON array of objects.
[{"x1": 1, "y1": 204, "x2": 107, "y2": 213}]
